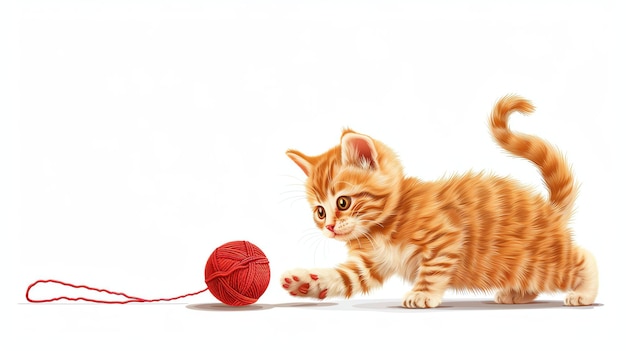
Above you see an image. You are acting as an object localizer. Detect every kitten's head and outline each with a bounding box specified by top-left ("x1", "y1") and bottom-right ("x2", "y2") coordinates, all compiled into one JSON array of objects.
[{"x1": 287, "y1": 129, "x2": 403, "y2": 242}]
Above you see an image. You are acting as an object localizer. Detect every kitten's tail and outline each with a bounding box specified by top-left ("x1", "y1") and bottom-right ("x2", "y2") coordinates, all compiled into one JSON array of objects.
[{"x1": 489, "y1": 95, "x2": 576, "y2": 216}]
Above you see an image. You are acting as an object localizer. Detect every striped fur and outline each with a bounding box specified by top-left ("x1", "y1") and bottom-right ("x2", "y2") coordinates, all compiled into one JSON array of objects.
[{"x1": 282, "y1": 95, "x2": 598, "y2": 308}]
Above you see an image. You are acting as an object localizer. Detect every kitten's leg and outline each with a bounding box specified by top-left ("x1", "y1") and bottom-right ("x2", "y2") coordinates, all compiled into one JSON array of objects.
[
  {"x1": 494, "y1": 290, "x2": 538, "y2": 304},
  {"x1": 403, "y1": 254, "x2": 459, "y2": 308},
  {"x1": 565, "y1": 247, "x2": 598, "y2": 306},
  {"x1": 281, "y1": 258, "x2": 386, "y2": 300},
  {"x1": 403, "y1": 223, "x2": 464, "y2": 309}
]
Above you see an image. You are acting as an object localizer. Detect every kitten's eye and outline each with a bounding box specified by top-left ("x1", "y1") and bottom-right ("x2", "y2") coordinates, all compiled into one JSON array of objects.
[
  {"x1": 316, "y1": 206, "x2": 326, "y2": 219},
  {"x1": 336, "y1": 196, "x2": 351, "y2": 211}
]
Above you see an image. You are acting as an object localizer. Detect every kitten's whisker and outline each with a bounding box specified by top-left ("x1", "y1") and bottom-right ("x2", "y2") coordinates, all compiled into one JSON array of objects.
[
  {"x1": 277, "y1": 194, "x2": 307, "y2": 202},
  {"x1": 356, "y1": 236, "x2": 363, "y2": 250},
  {"x1": 359, "y1": 219, "x2": 386, "y2": 229},
  {"x1": 277, "y1": 174, "x2": 306, "y2": 183},
  {"x1": 278, "y1": 197, "x2": 309, "y2": 208},
  {"x1": 297, "y1": 229, "x2": 322, "y2": 247},
  {"x1": 361, "y1": 231, "x2": 376, "y2": 248},
  {"x1": 321, "y1": 237, "x2": 331, "y2": 266},
  {"x1": 279, "y1": 189, "x2": 308, "y2": 195},
  {"x1": 311, "y1": 236, "x2": 321, "y2": 265}
]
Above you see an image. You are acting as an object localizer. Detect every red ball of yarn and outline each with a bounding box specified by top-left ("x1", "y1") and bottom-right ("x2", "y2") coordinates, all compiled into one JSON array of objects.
[{"x1": 204, "y1": 241, "x2": 271, "y2": 306}]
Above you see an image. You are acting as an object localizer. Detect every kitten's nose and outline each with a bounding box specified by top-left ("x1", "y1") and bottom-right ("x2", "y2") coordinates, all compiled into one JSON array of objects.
[{"x1": 326, "y1": 224, "x2": 335, "y2": 233}]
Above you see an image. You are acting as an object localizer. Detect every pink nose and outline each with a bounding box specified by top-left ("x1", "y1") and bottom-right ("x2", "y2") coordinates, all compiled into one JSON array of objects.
[{"x1": 326, "y1": 224, "x2": 335, "y2": 233}]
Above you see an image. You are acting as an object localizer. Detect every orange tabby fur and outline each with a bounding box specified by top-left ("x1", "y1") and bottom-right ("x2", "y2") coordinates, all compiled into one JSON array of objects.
[{"x1": 282, "y1": 95, "x2": 598, "y2": 308}]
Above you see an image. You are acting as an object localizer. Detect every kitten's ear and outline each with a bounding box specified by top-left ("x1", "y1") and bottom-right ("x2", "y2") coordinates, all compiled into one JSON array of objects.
[
  {"x1": 341, "y1": 132, "x2": 378, "y2": 170},
  {"x1": 286, "y1": 150, "x2": 314, "y2": 177}
]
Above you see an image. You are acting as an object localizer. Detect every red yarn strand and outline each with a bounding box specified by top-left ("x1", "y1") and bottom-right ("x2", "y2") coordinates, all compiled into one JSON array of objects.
[
  {"x1": 204, "y1": 256, "x2": 269, "y2": 282},
  {"x1": 25, "y1": 240, "x2": 270, "y2": 306},
  {"x1": 26, "y1": 279, "x2": 209, "y2": 304}
]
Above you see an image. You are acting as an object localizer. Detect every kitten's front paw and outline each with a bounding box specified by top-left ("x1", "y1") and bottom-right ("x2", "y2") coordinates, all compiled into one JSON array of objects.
[
  {"x1": 281, "y1": 269, "x2": 328, "y2": 299},
  {"x1": 403, "y1": 291, "x2": 442, "y2": 308}
]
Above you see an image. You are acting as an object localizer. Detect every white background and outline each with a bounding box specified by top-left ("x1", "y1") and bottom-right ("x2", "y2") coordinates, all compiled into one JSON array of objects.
[{"x1": 2, "y1": 1, "x2": 625, "y2": 350}]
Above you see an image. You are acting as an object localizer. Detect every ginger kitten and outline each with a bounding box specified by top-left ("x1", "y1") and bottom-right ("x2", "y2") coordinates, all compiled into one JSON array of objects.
[{"x1": 281, "y1": 95, "x2": 598, "y2": 308}]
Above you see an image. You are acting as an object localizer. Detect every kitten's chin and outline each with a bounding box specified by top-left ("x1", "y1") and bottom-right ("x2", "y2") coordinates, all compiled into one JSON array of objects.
[
  {"x1": 323, "y1": 231, "x2": 351, "y2": 241},
  {"x1": 332, "y1": 233, "x2": 349, "y2": 241},
  {"x1": 328, "y1": 231, "x2": 360, "y2": 242}
]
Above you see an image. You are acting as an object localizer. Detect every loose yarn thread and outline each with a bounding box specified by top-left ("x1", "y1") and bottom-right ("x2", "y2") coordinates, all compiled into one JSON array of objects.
[
  {"x1": 25, "y1": 241, "x2": 270, "y2": 306},
  {"x1": 25, "y1": 280, "x2": 209, "y2": 304}
]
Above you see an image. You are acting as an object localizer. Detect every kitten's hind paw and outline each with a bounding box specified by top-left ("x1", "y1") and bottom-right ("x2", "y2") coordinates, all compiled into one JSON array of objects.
[
  {"x1": 403, "y1": 291, "x2": 442, "y2": 308},
  {"x1": 494, "y1": 290, "x2": 538, "y2": 304},
  {"x1": 281, "y1": 269, "x2": 328, "y2": 299},
  {"x1": 565, "y1": 292, "x2": 595, "y2": 306}
]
